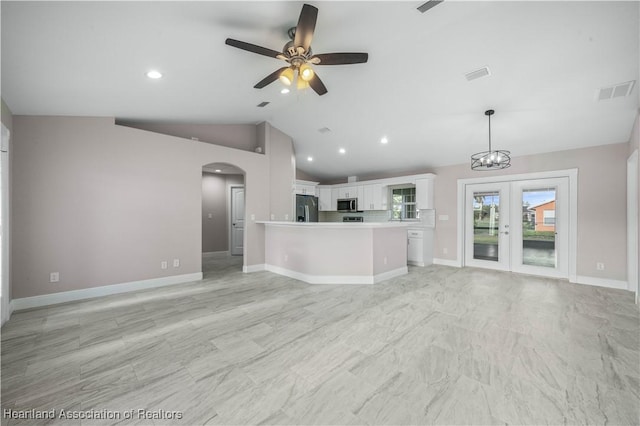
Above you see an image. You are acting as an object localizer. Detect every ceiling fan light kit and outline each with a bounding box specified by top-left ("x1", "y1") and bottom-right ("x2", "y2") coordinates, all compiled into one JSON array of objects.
[
  {"x1": 471, "y1": 109, "x2": 511, "y2": 171},
  {"x1": 279, "y1": 67, "x2": 295, "y2": 86},
  {"x1": 225, "y1": 4, "x2": 368, "y2": 96}
]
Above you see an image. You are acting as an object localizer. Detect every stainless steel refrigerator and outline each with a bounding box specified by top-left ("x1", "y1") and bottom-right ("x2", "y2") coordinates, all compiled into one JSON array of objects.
[{"x1": 296, "y1": 194, "x2": 319, "y2": 222}]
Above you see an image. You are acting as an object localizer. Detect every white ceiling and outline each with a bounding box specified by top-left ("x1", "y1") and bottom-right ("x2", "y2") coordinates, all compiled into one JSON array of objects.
[{"x1": 2, "y1": 1, "x2": 638, "y2": 181}]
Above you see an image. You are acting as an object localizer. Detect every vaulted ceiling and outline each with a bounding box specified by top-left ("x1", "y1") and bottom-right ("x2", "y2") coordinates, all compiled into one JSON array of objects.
[{"x1": 2, "y1": 1, "x2": 638, "y2": 180}]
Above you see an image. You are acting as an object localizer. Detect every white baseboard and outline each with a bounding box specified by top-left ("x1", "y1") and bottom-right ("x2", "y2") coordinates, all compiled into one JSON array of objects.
[
  {"x1": 373, "y1": 267, "x2": 409, "y2": 283},
  {"x1": 202, "y1": 251, "x2": 230, "y2": 258},
  {"x1": 1, "y1": 296, "x2": 13, "y2": 326},
  {"x1": 433, "y1": 258, "x2": 462, "y2": 267},
  {"x1": 575, "y1": 275, "x2": 629, "y2": 291},
  {"x1": 11, "y1": 272, "x2": 203, "y2": 311},
  {"x1": 407, "y1": 260, "x2": 425, "y2": 267},
  {"x1": 243, "y1": 264, "x2": 265, "y2": 273},
  {"x1": 264, "y1": 264, "x2": 407, "y2": 285}
]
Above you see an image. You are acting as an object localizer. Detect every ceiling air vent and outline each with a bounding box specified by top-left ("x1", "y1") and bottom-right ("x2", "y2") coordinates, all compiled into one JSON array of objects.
[
  {"x1": 417, "y1": 0, "x2": 443, "y2": 13},
  {"x1": 257, "y1": 101, "x2": 270, "y2": 107},
  {"x1": 597, "y1": 81, "x2": 635, "y2": 101},
  {"x1": 318, "y1": 127, "x2": 331, "y2": 134},
  {"x1": 465, "y1": 66, "x2": 491, "y2": 81}
]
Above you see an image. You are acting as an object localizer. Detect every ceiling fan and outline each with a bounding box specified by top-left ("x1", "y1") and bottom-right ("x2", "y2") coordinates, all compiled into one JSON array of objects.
[{"x1": 225, "y1": 4, "x2": 368, "y2": 96}]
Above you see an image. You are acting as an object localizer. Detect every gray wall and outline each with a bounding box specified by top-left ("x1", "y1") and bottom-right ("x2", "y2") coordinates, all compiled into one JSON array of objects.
[
  {"x1": 11, "y1": 116, "x2": 294, "y2": 299},
  {"x1": 268, "y1": 124, "x2": 296, "y2": 221},
  {"x1": 432, "y1": 143, "x2": 630, "y2": 281},
  {"x1": 118, "y1": 121, "x2": 259, "y2": 153}
]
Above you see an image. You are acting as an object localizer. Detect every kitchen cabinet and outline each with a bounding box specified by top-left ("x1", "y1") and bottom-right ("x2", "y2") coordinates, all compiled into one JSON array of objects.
[
  {"x1": 407, "y1": 228, "x2": 434, "y2": 267},
  {"x1": 318, "y1": 186, "x2": 333, "y2": 211},
  {"x1": 294, "y1": 184, "x2": 317, "y2": 196},
  {"x1": 408, "y1": 230, "x2": 424, "y2": 265},
  {"x1": 338, "y1": 186, "x2": 358, "y2": 199},
  {"x1": 362, "y1": 184, "x2": 387, "y2": 211},
  {"x1": 415, "y1": 178, "x2": 434, "y2": 210},
  {"x1": 331, "y1": 187, "x2": 340, "y2": 209}
]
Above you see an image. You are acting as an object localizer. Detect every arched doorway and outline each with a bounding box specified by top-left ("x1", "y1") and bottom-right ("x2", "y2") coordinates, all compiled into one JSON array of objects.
[{"x1": 201, "y1": 162, "x2": 245, "y2": 276}]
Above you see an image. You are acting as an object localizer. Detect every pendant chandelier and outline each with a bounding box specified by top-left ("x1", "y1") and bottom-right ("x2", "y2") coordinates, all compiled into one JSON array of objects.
[{"x1": 471, "y1": 109, "x2": 511, "y2": 170}]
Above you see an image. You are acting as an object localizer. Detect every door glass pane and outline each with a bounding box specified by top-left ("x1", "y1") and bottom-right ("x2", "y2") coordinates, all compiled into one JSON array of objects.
[
  {"x1": 473, "y1": 191, "x2": 500, "y2": 261},
  {"x1": 522, "y1": 188, "x2": 556, "y2": 267}
]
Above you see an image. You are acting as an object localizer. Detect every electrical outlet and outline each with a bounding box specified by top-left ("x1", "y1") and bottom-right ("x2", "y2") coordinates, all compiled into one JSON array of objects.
[
  {"x1": 173, "y1": 259, "x2": 180, "y2": 268},
  {"x1": 384, "y1": 256, "x2": 388, "y2": 265},
  {"x1": 208, "y1": 213, "x2": 212, "y2": 219},
  {"x1": 596, "y1": 262, "x2": 605, "y2": 271},
  {"x1": 161, "y1": 261, "x2": 168, "y2": 270},
  {"x1": 284, "y1": 254, "x2": 288, "y2": 262},
  {"x1": 443, "y1": 248, "x2": 448, "y2": 255},
  {"x1": 285, "y1": 214, "x2": 289, "y2": 220},
  {"x1": 251, "y1": 214, "x2": 255, "y2": 221},
  {"x1": 49, "y1": 272, "x2": 59, "y2": 283}
]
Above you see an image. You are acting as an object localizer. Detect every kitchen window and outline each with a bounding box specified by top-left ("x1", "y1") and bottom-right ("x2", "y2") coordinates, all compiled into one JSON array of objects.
[{"x1": 392, "y1": 187, "x2": 416, "y2": 220}]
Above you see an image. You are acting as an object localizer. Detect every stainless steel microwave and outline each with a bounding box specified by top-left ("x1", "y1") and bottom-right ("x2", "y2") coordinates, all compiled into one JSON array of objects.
[{"x1": 337, "y1": 198, "x2": 358, "y2": 212}]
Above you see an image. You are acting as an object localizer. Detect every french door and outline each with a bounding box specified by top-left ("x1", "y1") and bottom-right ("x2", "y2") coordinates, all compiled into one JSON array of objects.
[{"x1": 464, "y1": 177, "x2": 569, "y2": 278}]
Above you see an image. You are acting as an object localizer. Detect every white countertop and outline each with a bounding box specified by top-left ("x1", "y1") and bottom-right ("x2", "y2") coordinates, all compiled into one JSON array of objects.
[{"x1": 257, "y1": 221, "x2": 427, "y2": 228}]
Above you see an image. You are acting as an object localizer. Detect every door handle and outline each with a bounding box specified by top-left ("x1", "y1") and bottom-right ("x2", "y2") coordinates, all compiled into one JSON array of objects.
[{"x1": 501, "y1": 231, "x2": 509, "y2": 235}]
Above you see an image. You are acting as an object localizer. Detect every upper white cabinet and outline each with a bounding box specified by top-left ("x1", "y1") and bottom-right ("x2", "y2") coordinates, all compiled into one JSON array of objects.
[
  {"x1": 318, "y1": 186, "x2": 333, "y2": 211},
  {"x1": 415, "y1": 178, "x2": 434, "y2": 210},
  {"x1": 307, "y1": 173, "x2": 434, "y2": 212},
  {"x1": 338, "y1": 186, "x2": 358, "y2": 199},
  {"x1": 294, "y1": 180, "x2": 318, "y2": 196},
  {"x1": 361, "y1": 183, "x2": 388, "y2": 211}
]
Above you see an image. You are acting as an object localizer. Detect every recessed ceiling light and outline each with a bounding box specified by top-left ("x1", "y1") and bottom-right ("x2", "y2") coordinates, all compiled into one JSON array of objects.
[
  {"x1": 339, "y1": 148, "x2": 346, "y2": 154},
  {"x1": 381, "y1": 137, "x2": 389, "y2": 144},
  {"x1": 215, "y1": 169, "x2": 222, "y2": 173},
  {"x1": 307, "y1": 156, "x2": 313, "y2": 162},
  {"x1": 146, "y1": 70, "x2": 163, "y2": 79},
  {"x1": 281, "y1": 88, "x2": 290, "y2": 94}
]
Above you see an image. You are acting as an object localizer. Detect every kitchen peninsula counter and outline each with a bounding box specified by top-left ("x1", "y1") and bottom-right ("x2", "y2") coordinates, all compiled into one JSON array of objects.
[{"x1": 257, "y1": 221, "x2": 411, "y2": 284}]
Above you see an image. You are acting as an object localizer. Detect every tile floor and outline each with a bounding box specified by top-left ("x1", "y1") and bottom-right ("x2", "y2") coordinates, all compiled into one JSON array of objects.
[{"x1": 1, "y1": 256, "x2": 639, "y2": 425}]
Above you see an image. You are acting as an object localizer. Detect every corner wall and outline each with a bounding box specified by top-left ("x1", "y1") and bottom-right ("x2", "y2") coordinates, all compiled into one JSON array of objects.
[{"x1": 11, "y1": 116, "x2": 293, "y2": 299}]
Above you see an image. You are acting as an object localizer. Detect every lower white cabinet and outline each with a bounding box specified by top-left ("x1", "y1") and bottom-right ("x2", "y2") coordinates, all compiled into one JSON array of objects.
[{"x1": 407, "y1": 228, "x2": 434, "y2": 267}]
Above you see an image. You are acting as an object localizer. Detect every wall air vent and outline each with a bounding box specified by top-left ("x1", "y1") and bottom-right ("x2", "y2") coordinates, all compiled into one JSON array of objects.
[
  {"x1": 417, "y1": 0, "x2": 443, "y2": 13},
  {"x1": 465, "y1": 66, "x2": 491, "y2": 81},
  {"x1": 597, "y1": 80, "x2": 635, "y2": 101},
  {"x1": 318, "y1": 127, "x2": 331, "y2": 134},
  {"x1": 257, "y1": 101, "x2": 270, "y2": 107}
]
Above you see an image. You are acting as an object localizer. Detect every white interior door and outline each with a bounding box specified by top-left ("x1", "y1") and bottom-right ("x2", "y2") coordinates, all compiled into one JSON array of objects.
[
  {"x1": 628, "y1": 150, "x2": 638, "y2": 302},
  {"x1": 464, "y1": 178, "x2": 570, "y2": 279},
  {"x1": 510, "y1": 178, "x2": 569, "y2": 278},
  {"x1": 1, "y1": 124, "x2": 9, "y2": 325},
  {"x1": 465, "y1": 182, "x2": 511, "y2": 271},
  {"x1": 230, "y1": 186, "x2": 245, "y2": 256}
]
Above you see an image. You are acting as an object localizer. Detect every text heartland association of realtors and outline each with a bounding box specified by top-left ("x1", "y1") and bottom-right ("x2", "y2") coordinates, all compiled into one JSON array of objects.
[{"x1": 3, "y1": 409, "x2": 183, "y2": 420}]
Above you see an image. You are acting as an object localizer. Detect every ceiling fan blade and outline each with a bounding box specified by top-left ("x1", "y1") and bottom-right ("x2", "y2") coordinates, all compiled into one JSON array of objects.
[
  {"x1": 254, "y1": 67, "x2": 289, "y2": 89},
  {"x1": 225, "y1": 38, "x2": 282, "y2": 59},
  {"x1": 311, "y1": 52, "x2": 369, "y2": 65},
  {"x1": 293, "y1": 4, "x2": 318, "y2": 52},
  {"x1": 308, "y1": 73, "x2": 328, "y2": 96}
]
